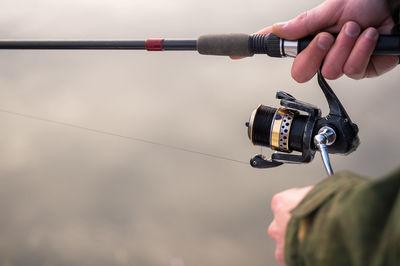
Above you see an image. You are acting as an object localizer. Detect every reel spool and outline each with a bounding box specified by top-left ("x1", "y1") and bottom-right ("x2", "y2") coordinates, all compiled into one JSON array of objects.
[{"x1": 246, "y1": 70, "x2": 360, "y2": 175}]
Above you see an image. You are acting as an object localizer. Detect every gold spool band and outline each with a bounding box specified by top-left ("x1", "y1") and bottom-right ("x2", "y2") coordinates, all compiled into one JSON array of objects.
[
  {"x1": 270, "y1": 108, "x2": 295, "y2": 151},
  {"x1": 270, "y1": 108, "x2": 285, "y2": 149}
]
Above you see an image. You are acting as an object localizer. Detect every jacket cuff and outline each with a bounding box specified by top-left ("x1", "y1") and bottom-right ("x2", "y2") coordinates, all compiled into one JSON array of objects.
[{"x1": 284, "y1": 171, "x2": 368, "y2": 266}]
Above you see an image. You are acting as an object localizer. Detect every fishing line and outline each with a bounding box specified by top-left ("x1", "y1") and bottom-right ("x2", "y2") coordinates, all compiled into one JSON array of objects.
[{"x1": 0, "y1": 108, "x2": 248, "y2": 165}]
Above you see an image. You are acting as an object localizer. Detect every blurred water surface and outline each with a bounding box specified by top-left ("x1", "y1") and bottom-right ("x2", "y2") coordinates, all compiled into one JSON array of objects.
[{"x1": 0, "y1": 0, "x2": 399, "y2": 265}]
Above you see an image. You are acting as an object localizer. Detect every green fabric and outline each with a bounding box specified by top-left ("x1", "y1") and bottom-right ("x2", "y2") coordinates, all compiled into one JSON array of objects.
[
  {"x1": 284, "y1": 168, "x2": 400, "y2": 265},
  {"x1": 387, "y1": 0, "x2": 400, "y2": 33}
]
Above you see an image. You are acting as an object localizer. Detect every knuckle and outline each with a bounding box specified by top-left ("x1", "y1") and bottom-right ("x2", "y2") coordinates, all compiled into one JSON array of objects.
[
  {"x1": 271, "y1": 194, "x2": 281, "y2": 212},
  {"x1": 296, "y1": 11, "x2": 313, "y2": 33},
  {"x1": 296, "y1": 11, "x2": 309, "y2": 23},
  {"x1": 268, "y1": 222, "x2": 278, "y2": 238}
]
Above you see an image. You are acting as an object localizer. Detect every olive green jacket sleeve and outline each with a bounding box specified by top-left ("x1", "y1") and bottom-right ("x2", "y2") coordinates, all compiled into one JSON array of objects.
[
  {"x1": 387, "y1": 0, "x2": 400, "y2": 33},
  {"x1": 284, "y1": 168, "x2": 400, "y2": 266}
]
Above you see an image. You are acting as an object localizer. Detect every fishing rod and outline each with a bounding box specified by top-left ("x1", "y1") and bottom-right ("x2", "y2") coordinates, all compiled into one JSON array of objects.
[
  {"x1": 2, "y1": 32, "x2": 396, "y2": 175},
  {"x1": 0, "y1": 33, "x2": 400, "y2": 57}
]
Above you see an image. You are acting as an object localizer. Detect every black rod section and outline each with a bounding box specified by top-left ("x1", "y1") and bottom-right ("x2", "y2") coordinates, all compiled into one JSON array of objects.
[
  {"x1": 163, "y1": 40, "x2": 197, "y2": 50},
  {"x1": 0, "y1": 40, "x2": 147, "y2": 50},
  {"x1": 0, "y1": 40, "x2": 197, "y2": 50}
]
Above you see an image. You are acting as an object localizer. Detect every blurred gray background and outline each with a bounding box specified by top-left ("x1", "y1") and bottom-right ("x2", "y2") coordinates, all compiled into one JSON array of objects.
[{"x1": 0, "y1": 0, "x2": 399, "y2": 265}]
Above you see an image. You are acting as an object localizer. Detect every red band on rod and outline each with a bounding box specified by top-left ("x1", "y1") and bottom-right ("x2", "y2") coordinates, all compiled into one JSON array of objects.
[{"x1": 146, "y1": 39, "x2": 164, "y2": 51}]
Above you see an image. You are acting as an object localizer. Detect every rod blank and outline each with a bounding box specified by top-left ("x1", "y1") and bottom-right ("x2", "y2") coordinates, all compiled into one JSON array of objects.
[
  {"x1": 0, "y1": 40, "x2": 146, "y2": 50},
  {"x1": 0, "y1": 34, "x2": 399, "y2": 57},
  {"x1": 0, "y1": 40, "x2": 197, "y2": 50}
]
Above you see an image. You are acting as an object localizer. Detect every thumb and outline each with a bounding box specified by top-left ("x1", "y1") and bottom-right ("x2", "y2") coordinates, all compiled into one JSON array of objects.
[{"x1": 272, "y1": 1, "x2": 340, "y2": 40}]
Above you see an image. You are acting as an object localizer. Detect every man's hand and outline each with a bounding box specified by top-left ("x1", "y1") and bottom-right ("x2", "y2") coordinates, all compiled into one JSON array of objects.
[
  {"x1": 254, "y1": 0, "x2": 399, "y2": 82},
  {"x1": 268, "y1": 186, "x2": 313, "y2": 264}
]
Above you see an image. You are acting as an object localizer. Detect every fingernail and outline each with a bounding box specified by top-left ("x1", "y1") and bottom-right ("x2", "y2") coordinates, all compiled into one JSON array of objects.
[
  {"x1": 365, "y1": 28, "x2": 378, "y2": 40},
  {"x1": 317, "y1": 34, "x2": 333, "y2": 50},
  {"x1": 345, "y1": 21, "x2": 360, "y2": 37}
]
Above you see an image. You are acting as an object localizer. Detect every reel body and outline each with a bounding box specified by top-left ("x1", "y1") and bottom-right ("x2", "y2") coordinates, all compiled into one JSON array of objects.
[{"x1": 246, "y1": 70, "x2": 359, "y2": 175}]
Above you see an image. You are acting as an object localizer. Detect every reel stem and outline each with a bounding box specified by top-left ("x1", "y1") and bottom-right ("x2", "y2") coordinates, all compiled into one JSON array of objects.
[{"x1": 314, "y1": 126, "x2": 336, "y2": 176}]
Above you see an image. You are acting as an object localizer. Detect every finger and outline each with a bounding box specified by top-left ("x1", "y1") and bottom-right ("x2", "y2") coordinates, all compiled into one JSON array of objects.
[
  {"x1": 363, "y1": 17, "x2": 398, "y2": 78},
  {"x1": 291, "y1": 32, "x2": 334, "y2": 83},
  {"x1": 230, "y1": 56, "x2": 245, "y2": 60},
  {"x1": 365, "y1": 55, "x2": 399, "y2": 78},
  {"x1": 229, "y1": 26, "x2": 273, "y2": 60},
  {"x1": 254, "y1": 26, "x2": 273, "y2": 35},
  {"x1": 322, "y1": 21, "x2": 361, "y2": 79},
  {"x1": 377, "y1": 16, "x2": 396, "y2": 34},
  {"x1": 275, "y1": 246, "x2": 285, "y2": 264},
  {"x1": 272, "y1": 1, "x2": 343, "y2": 40},
  {"x1": 343, "y1": 27, "x2": 379, "y2": 79},
  {"x1": 267, "y1": 220, "x2": 279, "y2": 242},
  {"x1": 270, "y1": 193, "x2": 281, "y2": 213}
]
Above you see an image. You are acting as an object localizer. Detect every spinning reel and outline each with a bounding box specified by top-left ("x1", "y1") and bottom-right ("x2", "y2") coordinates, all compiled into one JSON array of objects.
[
  {"x1": 246, "y1": 70, "x2": 359, "y2": 175},
  {"x1": 0, "y1": 33, "x2": 370, "y2": 174}
]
